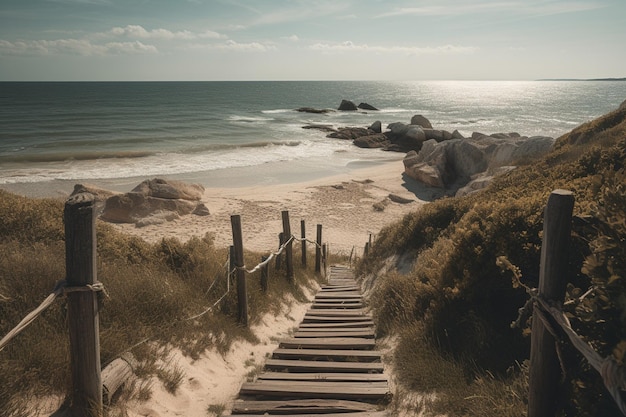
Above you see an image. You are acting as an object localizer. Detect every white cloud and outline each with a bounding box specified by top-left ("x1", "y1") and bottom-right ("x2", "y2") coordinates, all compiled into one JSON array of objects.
[
  {"x1": 378, "y1": 1, "x2": 606, "y2": 18},
  {"x1": 0, "y1": 38, "x2": 157, "y2": 56},
  {"x1": 310, "y1": 41, "x2": 477, "y2": 55},
  {"x1": 188, "y1": 39, "x2": 276, "y2": 52},
  {"x1": 108, "y1": 25, "x2": 226, "y2": 40},
  {"x1": 283, "y1": 35, "x2": 300, "y2": 42}
]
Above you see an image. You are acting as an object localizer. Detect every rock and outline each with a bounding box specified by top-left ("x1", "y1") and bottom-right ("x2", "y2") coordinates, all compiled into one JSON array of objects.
[
  {"x1": 70, "y1": 183, "x2": 117, "y2": 202},
  {"x1": 353, "y1": 133, "x2": 390, "y2": 148},
  {"x1": 388, "y1": 194, "x2": 414, "y2": 204},
  {"x1": 101, "y1": 178, "x2": 209, "y2": 225},
  {"x1": 302, "y1": 124, "x2": 337, "y2": 133},
  {"x1": 338, "y1": 100, "x2": 358, "y2": 111},
  {"x1": 388, "y1": 122, "x2": 410, "y2": 135},
  {"x1": 358, "y1": 102, "x2": 379, "y2": 111},
  {"x1": 328, "y1": 127, "x2": 374, "y2": 140},
  {"x1": 405, "y1": 126, "x2": 426, "y2": 143},
  {"x1": 448, "y1": 140, "x2": 488, "y2": 180},
  {"x1": 620, "y1": 99, "x2": 626, "y2": 110},
  {"x1": 410, "y1": 115, "x2": 433, "y2": 129},
  {"x1": 296, "y1": 107, "x2": 333, "y2": 114},
  {"x1": 452, "y1": 129, "x2": 464, "y2": 139},
  {"x1": 471, "y1": 132, "x2": 487, "y2": 139},
  {"x1": 132, "y1": 178, "x2": 204, "y2": 201},
  {"x1": 455, "y1": 175, "x2": 495, "y2": 197},
  {"x1": 369, "y1": 120, "x2": 382, "y2": 133},
  {"x1": 423, "y1": 129, "x2": 453, "y2": 142}
]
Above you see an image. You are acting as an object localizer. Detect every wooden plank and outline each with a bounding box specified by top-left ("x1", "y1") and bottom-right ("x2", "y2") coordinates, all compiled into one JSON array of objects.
[
  {"x1": 257, "y1": 372, "x2": 387, "y2": 382},
  {"x1": 305, "y1": 309, "x2": 369, "y2": 316},
  {"x1": 240, "y1": 381, "x2": 389, "y2": 400},
  {"x1": 303, "y1": 315, "x2": 372, "y2": 323},
  {"x1": 231, "y1": 399, "x2": 379, "y2": 414},
  {"x1": 311, "y1": 303, "x2": 364, "y2": 309},
  {"x1": 315, "y1": 293, "x2": 362, "y2": 299},
  {"x1": 272, "y1": 348, "x2": 382, "y2": 361},
  {"x1": 231, "y1": 412, "x2": 387, "y2": 417},
  {"x1": 293, "y1": 329, "x2": 375, "y2": 339},
  {"x1": 298, "y1": 321, "x2": 374, "y2": 329},
  {"x1": 264, "y1": 359, "x2": 383, "y2": 373}
]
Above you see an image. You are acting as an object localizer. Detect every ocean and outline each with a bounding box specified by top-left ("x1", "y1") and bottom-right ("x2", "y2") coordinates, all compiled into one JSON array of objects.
[{"x1": 1, "y1": 80, "x2": 625, "y2": 192}]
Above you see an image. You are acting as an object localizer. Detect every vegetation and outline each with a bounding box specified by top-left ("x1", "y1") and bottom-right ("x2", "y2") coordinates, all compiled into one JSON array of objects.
[
  {"x1": 359, "y1": 104, "x2": 626, "y2": 416},
  {"x1": 0, "y1": 194, "x2": 322, "y2": 416}
]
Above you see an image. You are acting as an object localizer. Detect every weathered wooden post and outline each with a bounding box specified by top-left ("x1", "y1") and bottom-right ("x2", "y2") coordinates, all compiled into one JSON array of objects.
[
  {"x1": 282, "y1": 211, "x2": 294, "y2": 283},
  {"x1": 301, "y1": 219, "x2": 307, "y2": 268},
  {"x1": 322, "y1": 243, "x2": 328, "y2": 277},
  {"x1": 230, "y1": 215, "x2": 248, "y2": 327},
  {"x1": 364, "y1": 242, "x2": 370, "y2": 256},
  {"x1": 528, "y1": 189, "x2": 575, "y2": 417},
  {"x1": 64, "y1": 193, "x2": 102, "y2": 417},
  {"x1": 260, "y1": 255, "x2": 269, "y2": 292},
  {"x1": 315, "y1": 224, "x2": 323, "y2": 273}
]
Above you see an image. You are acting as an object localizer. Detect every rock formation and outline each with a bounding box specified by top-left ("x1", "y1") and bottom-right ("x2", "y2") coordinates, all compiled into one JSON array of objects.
[
  {"x1": 296, "y1": 107, "x2": 333, "y2": 114},
  {"x1": 338, "y1": 100, "x2": 358, "y2": 111},
  {"x1": 101, "y1": 178, "x2": 209, "y2": 227},
  {"x1": 358, "y1": 102, "x2": 379, "y2": 111}
]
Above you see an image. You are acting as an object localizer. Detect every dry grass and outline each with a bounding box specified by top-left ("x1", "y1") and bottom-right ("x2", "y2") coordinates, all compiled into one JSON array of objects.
[
  {"x1": 0, "y1": 190, "x2": 325, "y2": 415},
  {"x1": 359, "y1": 105, "x2": 626, "y2": 416}
]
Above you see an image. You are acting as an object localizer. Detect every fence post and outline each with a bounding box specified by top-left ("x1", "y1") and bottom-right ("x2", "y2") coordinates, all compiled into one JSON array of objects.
[
  {"x1": 230, "y1": 215, "x2": 248, "y2": 327},
  {"x1": 315, "y1": 224, "x2": 323, "y2": 273},
  {"x1": 229, "y1": 245, "x2": 235, "y2": 283},
  {"x1": 64, "y1": 193, "x2": 102, "y2": 417},
  {"x1": 364, "y1": 242, "x2": 370, "y2": 257},
  {"x1": 261, "y1": 255, "x2": 269, "y2": 292},
  {"x1": 301, "y1": 220, "x2": 307, "y2": 268},
  {"x1": 528, "y1": 189, "x2": 575, "y2": 417},
  {"x1": 282, "y1": 211, "x2": 294, "y2": 283},
  {"x1": 322, "y1": 243, "x2": 328, "y2": 278}
]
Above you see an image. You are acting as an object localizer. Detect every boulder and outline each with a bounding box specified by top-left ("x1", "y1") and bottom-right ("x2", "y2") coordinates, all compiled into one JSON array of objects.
[
  {"x1": 410, "y1": 115, "x2": 433, "y2": 129},
  {"x1": 620, "y1": 99, "x2": 626, "y2": 110},
  {"x1": 302, "y1": 124, "x2": 337, "y2": 133},
  {"x1": 423, "y1": 129, "x2": 453, "y2": 142},
  {"x1": 388, "y1": 194, "x2": 415, "y2": 204},
  {"x1": 132, "y1": 178, "x2": 204, "y2": 201},
  {"x1": 70, "y1": 183, "x2": 117, "y2": 202},
  {"x1": 101, "y1": 178, "x2": 209, "y2": 226},
  {"x1": 358, "y1": 102, "x2": 379, "y2": 111},
  {"x1": 452, "y1": 129, "x2": 464, "y2": 139},
  {"x1": 388, "y1": 122, "x2": 410, "y2": 135},
  {"x1": 353, "y1": 133, "x2": 390, "y2": 149},
  {"x1": 405, "y1": 126, "x2": 426, "y2": 143},
  {"x1": 369, "y1": 120, "x2": 382, "y2": 133},
  {"x1": 338, "y1": 100, "x2": 358, "y2": 111}
]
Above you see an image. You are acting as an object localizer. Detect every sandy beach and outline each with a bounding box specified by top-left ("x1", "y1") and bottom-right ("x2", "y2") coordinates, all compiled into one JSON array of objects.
[{"x1": 105, "y1": 159, "x2": 435, "y2": 254}]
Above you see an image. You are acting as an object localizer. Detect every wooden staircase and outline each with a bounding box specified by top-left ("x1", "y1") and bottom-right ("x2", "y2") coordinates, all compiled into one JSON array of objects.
[{"x1": 230, "y1": 266, "x2": 390, "y2": 416}]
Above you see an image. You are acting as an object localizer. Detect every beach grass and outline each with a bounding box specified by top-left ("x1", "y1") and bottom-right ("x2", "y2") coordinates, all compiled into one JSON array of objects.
[
  {"x1": 359, "y1": 105, "x2": 626, "y2": 416},
  {"x1": 0, "y1": 192, "x2": 324, "y2": 416}
]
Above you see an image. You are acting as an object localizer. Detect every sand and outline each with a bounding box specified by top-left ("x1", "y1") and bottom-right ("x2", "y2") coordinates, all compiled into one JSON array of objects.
[{"x1": 108, "y1": 159, "x2": 434, "y2": 255}]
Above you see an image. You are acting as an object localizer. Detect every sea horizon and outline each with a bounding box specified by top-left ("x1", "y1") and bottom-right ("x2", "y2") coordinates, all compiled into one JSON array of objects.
[{"x1": 1, "y1": 80, "x2": 625, "y2": 197}]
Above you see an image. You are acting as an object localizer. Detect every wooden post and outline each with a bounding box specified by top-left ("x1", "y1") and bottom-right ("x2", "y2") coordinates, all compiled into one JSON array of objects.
[
  {"x1": 64, "y1": 193, "x2": 102, "y2": 417},
  {"x1": 528, "y1": 189, "x2": 575, "y2": 417},
  {"x1": 230, "y1": 215, "x2": 248, "y2": 327},
  {"x1": 260, "y1": 255, "x2": 269, "y2": 292},
  {"x1": 369, "y1": 233, "x2": 373, "y2": 248},
  {"x1": 315, "y1": 224, "x2": 322, "y2": 273},
  {"x1": 275, "y1": 232, "x2": 284, "y2": 270},
  {"x1": 282, "y1": 211, "x2": 294, "y2": 283},
  {"x1": 364, "y1": 242, "x2": 370, "y2": 256},
  {"x1": 301, "y1": 220, "x2": 307, "y2": 268}
]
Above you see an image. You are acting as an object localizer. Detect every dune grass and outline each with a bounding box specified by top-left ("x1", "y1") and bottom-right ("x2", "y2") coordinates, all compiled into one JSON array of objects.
[
  {"x1": 359, "y1": 105, "x2": 626, "y2": 416},
  {"x1": 0, "y1": 192, "x2": 325, "y2": 416}
]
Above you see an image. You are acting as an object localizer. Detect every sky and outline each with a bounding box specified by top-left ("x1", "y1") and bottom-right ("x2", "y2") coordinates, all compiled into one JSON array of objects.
[{"x1": 0, "y1": 0, "x2": 624, "y2": 81}]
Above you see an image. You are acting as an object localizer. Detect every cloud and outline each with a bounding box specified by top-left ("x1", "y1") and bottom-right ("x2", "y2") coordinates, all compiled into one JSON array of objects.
[
  {"x1": 283, "y1": 35, "x2": 300, "y2": 42},
  {"x1": 309, "y1": 41, "x2": 477, "y2": 55},
  {"x1": 0, "y1": 38, "x2": 157, "y2": 56},
  {"x1": 378, "y1": 1, "x2": 606, "y2": 18},
  {"x1": 249, "y1": 1, "x2": 350, "y2": 26},
  {"x1": 188, "y1": 39, "x2": 276, "y2": 52},
  {"x1": 108, "y1": 25, "x2": 226, "y2": 40}
]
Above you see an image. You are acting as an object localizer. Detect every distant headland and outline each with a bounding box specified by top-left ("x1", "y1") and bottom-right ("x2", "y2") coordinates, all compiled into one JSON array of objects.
[{"x1": 537, "y1": 77, "x2": 626, "y2": 81}]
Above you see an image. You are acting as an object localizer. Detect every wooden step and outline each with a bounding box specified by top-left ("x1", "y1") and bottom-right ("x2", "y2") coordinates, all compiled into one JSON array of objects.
[
  {"x1": 240, "y1": 380, "x2": 389, "y2": 401},
  {"x1": 231, "y1": 399, "x2": 379, "y2": 414},
  {"x1": 298, "y1": 321, "x2": 374, "y2": 329},
  {"x1": 257, "y1": 372, "x2": 387, "y2": 382},
  {"x1": 279, "y1": 337, "x2": 376, "y2": 350},
  {"x1": 264, "y1": 359, "x2": 383, "y2": 373},
  {"x1": 272, "y1": 348, "x2": 382, "y2": 362},
  {"x1": 293, "y1": 329, "x2": 375, "y2": 339}
]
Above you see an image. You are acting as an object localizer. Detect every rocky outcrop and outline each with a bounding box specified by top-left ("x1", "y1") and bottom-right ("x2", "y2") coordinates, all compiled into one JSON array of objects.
[
  {"x1": 338, "y1": 100, "x2": 358, "y2": 111},
  {"x1": 302, "y1": 124, "x2": 337, "y2": 133},
  {"x1": 328, "y1": 127, "x2": 375, "y2": 140},
  {"x1": 403, "y1": 135, "x2": 555, "y2": 190},
  {"x1": 296, "y1": 107, "x2": 333, "y2": 114},
  {"x1": 410, "y1": 115, "x2": 433, "y2": 129},
  {"x1": 353, "y1": 133, "x2": 390, "y2": 148},
  {"x1": 369, "y1": 121, "x2": 382, "y2": 133},
  {"x1": 358, "y1": 102, "x2": 379, "y2": 111},
  {"x1": 101, "y1": 178, "x2": 209, "y2": 227}
]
